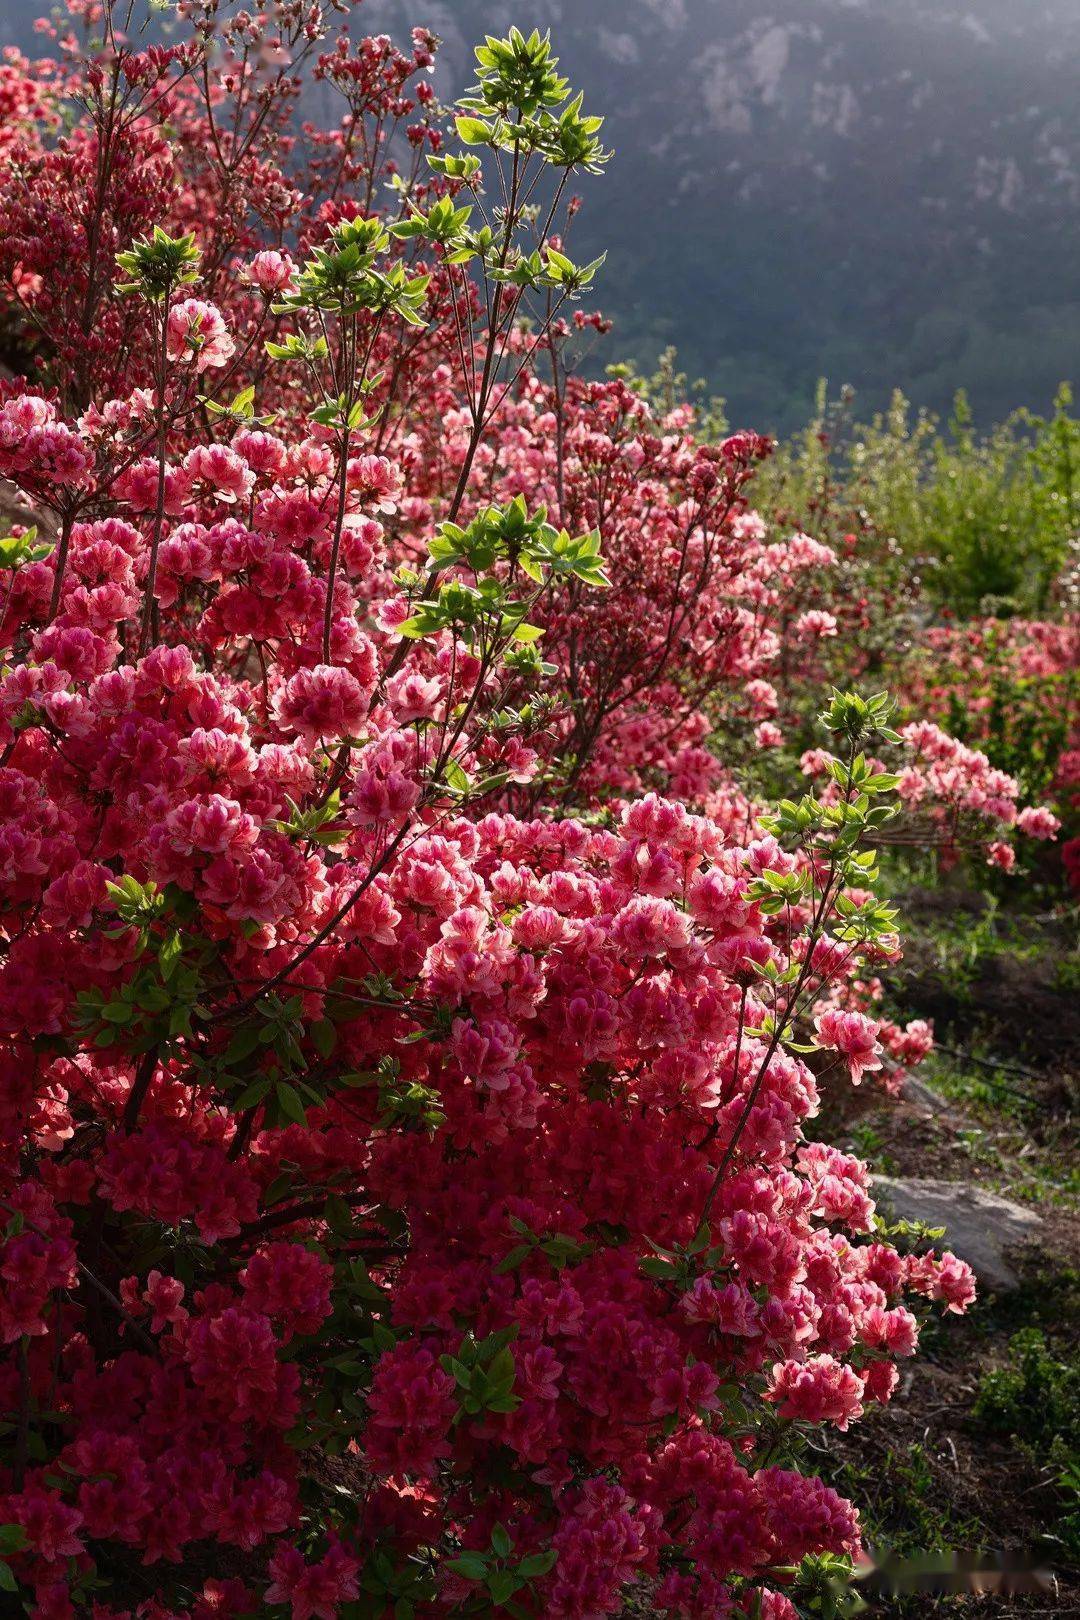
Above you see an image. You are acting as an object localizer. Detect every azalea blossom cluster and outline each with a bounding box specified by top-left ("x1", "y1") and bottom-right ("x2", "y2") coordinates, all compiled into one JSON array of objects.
[
  {"x1": 920, "y1": 617, "x2": 1077, "y2": 688},
  {"x1": 0, "y1": 7, "x2": 980, "y2": 1620},
  {"x1": 0, "y1": 727, "x2": 977, "y2": 1620},
  {"x1": 397, "y1": 376, "x2": 817, "y2": 810},
  {"x1": 810, "y1": 976, "x2": 935, "y2": 1097},
  {"x1": 798, "y1": 719, "x2": 1060, "y2": 873},
  {"x1": 896, "y1": 617, "x2": 1078, "y2": 887},
  {"x1": 724, "y1": 483, "x2": 1071, "y2": 885}
]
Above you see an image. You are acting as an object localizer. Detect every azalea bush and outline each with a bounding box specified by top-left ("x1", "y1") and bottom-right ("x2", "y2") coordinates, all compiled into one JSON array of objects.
[
  {"x1": 713, "y1": 380, "x2": 1074, "y2": 891},
  {"x1": 619, "y1": 371, "x2": 1071, "y2": 890},
  {"x1": 892, "y1": 618, "x2": 1078, "y2": 888},
  {"x1": 0, "y1": 6, "x2": 1008, "y2": 1619}
]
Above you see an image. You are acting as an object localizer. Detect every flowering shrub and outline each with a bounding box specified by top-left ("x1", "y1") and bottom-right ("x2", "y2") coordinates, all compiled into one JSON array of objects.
[
  {"x1": 796, "y1": 717, "x2": 1060, "y2": 875},
  {"x1": 737, "y1": 383, "x2": 1076, "y2": 889},
  {"x1": 894, "y1": 618, "x2": 1078, "y2": 886},
  {"x1": 0, "y1": 8, "x2": 982, "y2": 1619}
]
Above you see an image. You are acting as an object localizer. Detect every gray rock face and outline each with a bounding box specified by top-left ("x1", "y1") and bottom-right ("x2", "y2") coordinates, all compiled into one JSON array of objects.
[
  {"x1": 7, "y1": 0, "x2": 1080, "y2": 429},
  {"x1": 872, "y1": 1176, "x2": 1045, "y2": 1293},
  {"x1": 356, "y1": 0, "x2": 1080, "y2": 432}
]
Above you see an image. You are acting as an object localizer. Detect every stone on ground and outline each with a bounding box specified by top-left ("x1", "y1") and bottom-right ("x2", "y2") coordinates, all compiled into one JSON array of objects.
[{"x1": 871, "y1": 1175, "x2": 1044, "y2": 1292}]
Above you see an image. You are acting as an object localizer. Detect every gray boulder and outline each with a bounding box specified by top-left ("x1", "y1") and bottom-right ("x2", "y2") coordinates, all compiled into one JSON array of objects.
[{"x1": 871, "y1": 1175, "x2": 1045, "y2": 1293}]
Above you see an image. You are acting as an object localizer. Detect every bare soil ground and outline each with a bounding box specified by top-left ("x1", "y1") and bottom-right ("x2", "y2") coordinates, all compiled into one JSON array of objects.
[{"x1": 810, "y1": 880, "x2": 1080, "y2": 1618}]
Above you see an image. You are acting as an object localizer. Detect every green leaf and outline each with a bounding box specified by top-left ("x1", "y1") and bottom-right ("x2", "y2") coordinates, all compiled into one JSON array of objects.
[
  {"x1": 224, "y1": 1024, "x2": 263, "y2": 1066},
  {"x1": 394, "y1": 616, "x2": 431, "y2": 640},
  {"x1": 276, "y1": 1082, "x2": 307, "y2": 1124},
  {"x1": 443, "y1": 759, "x2": 471, "y2": 795},
  {"x1": 518, "y1": 1550, "x2": 557, "y2": 1579},
  {"x1": 488, "y1": 1569, "x2": 520, "y2": 1606},
  {"x1": 232, "y1": 1077, "x2": 271, "y2": 1111},
  {"x1": 455, "y1": 115, "x2": 493, "y2": 144},
  {"x1": 0, "y1": 1525, "x2": 28, "y2": 1557},
  {"x1": 335, "y1": 1069, "x2": 378, "y2": 1089},
  {"x1": 490, "y1": 1524, "x2": 513, "y2": 1559},
  {"x1": 310, "y1": 1019, "x2": 337, "y2": 1060},
  {"x1": 639, "y1": 1255, "x2": 677, "y2": 1279},
  {"x1": 494, "y1": 1243, "x2": 532, "y2": 1274},
  {"x1": 324, "y1": 1193, "x2": 354, "y2": 1234},
  {"x1": 487, "y1": 1345, "x2": 516, "y2": 1389},
  {"x1": 447, "y1": 1553, "x2": 488, "y2": 1582},
  {"x1": 158, "y1": 930, "x2": 182, "y2": 980}
]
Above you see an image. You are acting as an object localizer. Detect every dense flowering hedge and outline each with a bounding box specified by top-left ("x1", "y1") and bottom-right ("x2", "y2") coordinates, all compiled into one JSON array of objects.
[
  {"x1": 742, "y1": 391, "x2": 1076, "y2": 890},
  {"x1": 894, "y1": 619, "x2": 1077, "y2": 884},
  {"x1": 0, "y1": 6, "x2": 1033, "y2": 1619}
]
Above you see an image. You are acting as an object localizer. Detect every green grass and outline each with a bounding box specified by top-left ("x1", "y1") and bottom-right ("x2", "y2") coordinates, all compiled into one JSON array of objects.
[
  {"x1": 822, "y1": 1441, "x2": 984, "y2": 1564},
  {"x1": 974, "y1": 1328, "x2": 1080, "y2": 1562}
]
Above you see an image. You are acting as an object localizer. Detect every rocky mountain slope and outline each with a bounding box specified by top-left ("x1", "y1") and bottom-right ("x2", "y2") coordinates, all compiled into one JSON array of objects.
[{"x1": 5, "y1": 0, "x2": 1080, "y2": 429}]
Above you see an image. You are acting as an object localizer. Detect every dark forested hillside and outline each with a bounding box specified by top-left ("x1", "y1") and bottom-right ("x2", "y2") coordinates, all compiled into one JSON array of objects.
[{"x1": 5, "y1": 0, "x2": 1080, "y2": 429}]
